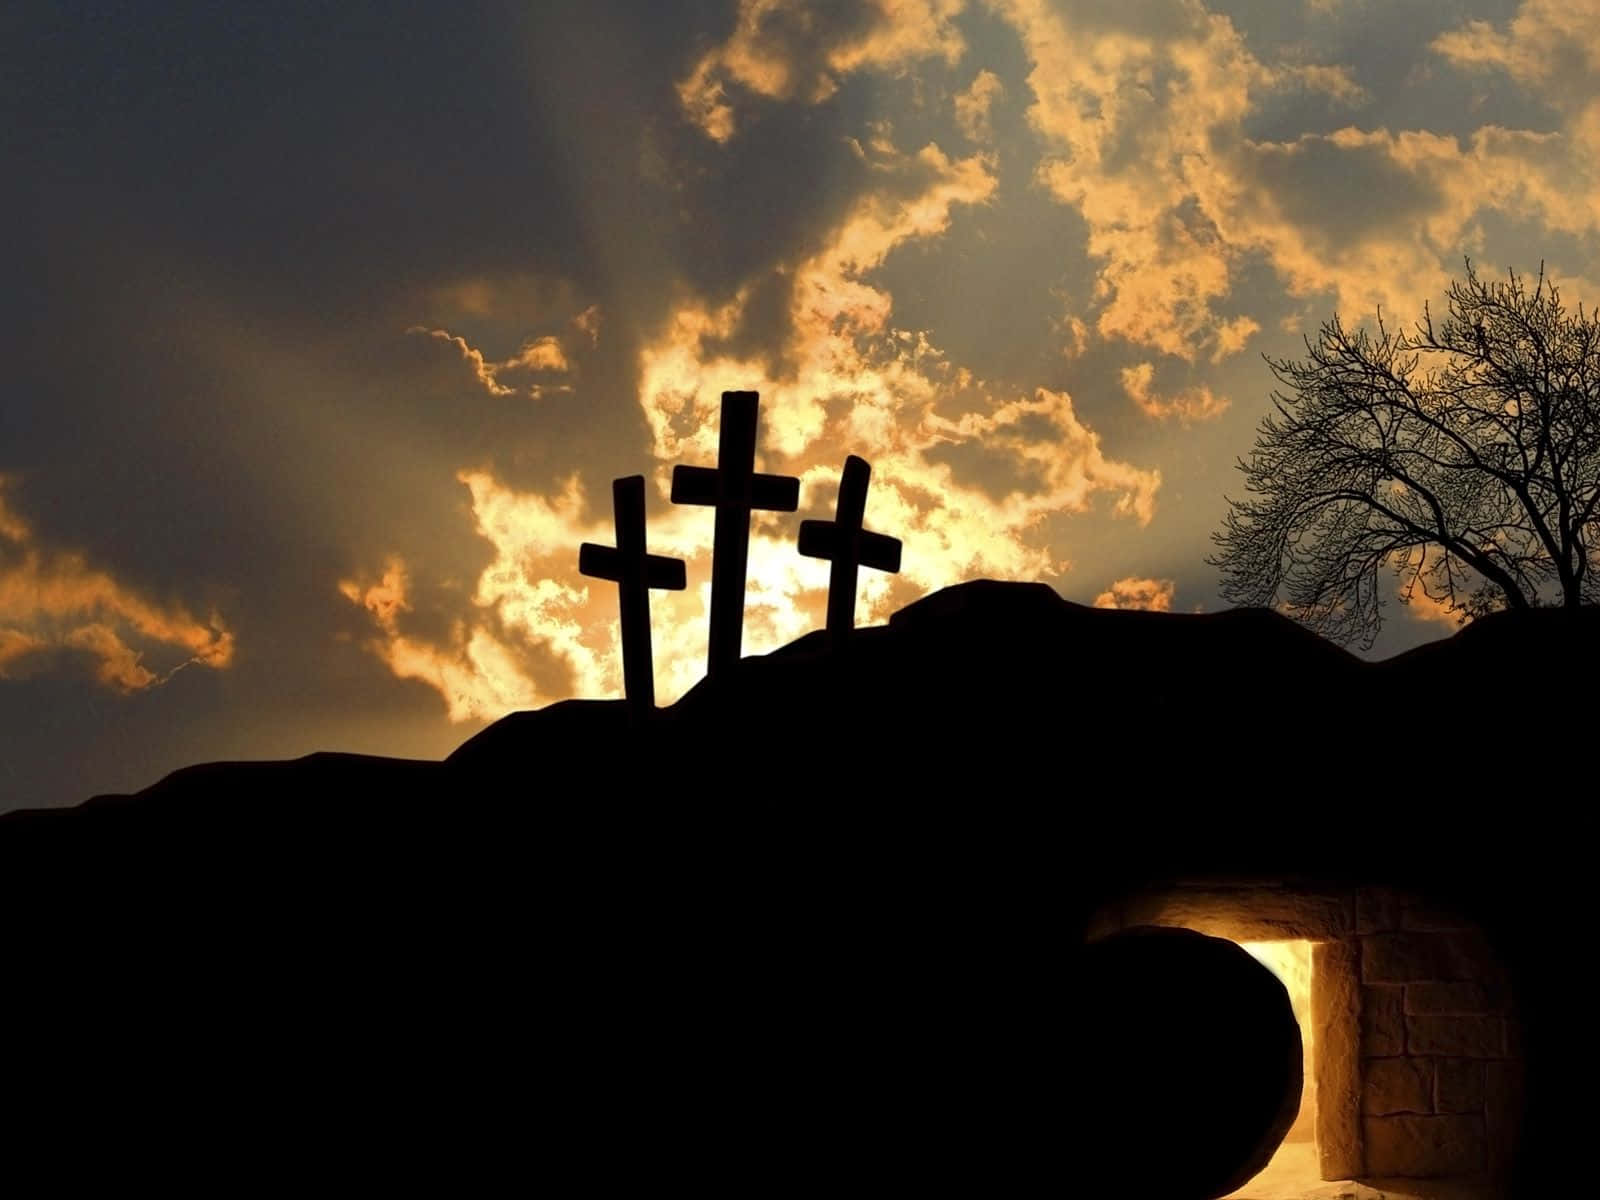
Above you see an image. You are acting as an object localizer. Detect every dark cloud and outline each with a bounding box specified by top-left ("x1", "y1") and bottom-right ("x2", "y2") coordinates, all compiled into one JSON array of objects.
[
  {"x1": 922, "y1": 437, "x2": 1052, "y2": 502},
  {"x1": 1231, "y1": 132, "x2": 1444, "y2": 250},
  {"x1": 1, "y1": 3, "x2": 738, "y2": 803}
]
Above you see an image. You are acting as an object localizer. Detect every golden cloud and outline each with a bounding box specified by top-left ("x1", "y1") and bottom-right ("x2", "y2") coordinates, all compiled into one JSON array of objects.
[
  {"x1": 1429, "y1": 0, "x2": 1600, "y2": 256},
  {"x1": 1119, "y1": 362, "x2": 1230, "y2": 424},
  {"x1": 990, "y1": 0, "x2": 1600, "y2": 357},
  {"x1": 1093, "y1": 576, "x2": 1177, "y2": 611},
  {"x1": 679, "y1": 0, "x2": 967, "y2": 142},
  {"x1": 996, "y1": 0, "x2": 1271, "y2": 360},
  {"x1": 0, "y1": 627, "x2": 43, "y2": 671},
  {"x1": 339, "y1": 555, "x2": 547, "y2": 723},
  {"x1": 1288, "y1": 62, "x2": 1369, "y2": 108},
  {"x1": 954, "y1": 68, "x2": 1006, "y2": 142},
  {"x1": 0, "y1": 493, "x2": 29, "y2": 543},
  {"x1": 63, "y1": 624, "x2": 160, "y2": 692},
  {"x1": 573, "y1": 304, "x2": 603, "y2": 347},
  {"x1": 676, "y1": 0, "x2": 1600, "y2": 368},
  {"x1": 0, "y1": 480, "x2": 234, "y2": 692},
  {"x1": 1432, "y1": 0, "x2": 1600, "y2": 102},
  {"x1": 341, "y1": 472, "x2": 788, "y2": 718},
  {"x1": 504, "y1": 336, "x2": 570, "y2": 373},
  {"x1": 406, "y1": 326, "x2": 515, "y2": 396},
  {"x1": 406, "y1": 326, "x2": 574, "y2": 398}
]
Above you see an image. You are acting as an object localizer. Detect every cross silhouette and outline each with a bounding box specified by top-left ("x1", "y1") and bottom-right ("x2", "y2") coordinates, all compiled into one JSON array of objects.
[
  {"x1": 578, "y1": 475, "x2": 686, "y2": 714},
  {"x1": 798, "y1": 454, "x2": 902, "y2": 642},
  {"x1": 671, "y1": 391, "x2": 800, "y2": 677}
]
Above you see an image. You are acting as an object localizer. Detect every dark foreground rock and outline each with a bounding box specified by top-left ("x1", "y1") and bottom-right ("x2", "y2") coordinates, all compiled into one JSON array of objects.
[{"x1": 1, "y1": 580, "x2": 1591, "y2": 1192}]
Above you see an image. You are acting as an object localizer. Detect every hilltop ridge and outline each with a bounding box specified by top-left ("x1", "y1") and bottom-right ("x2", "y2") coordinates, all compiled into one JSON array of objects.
[{"x1": 4, "y1": 578, "x2": 1589, "y2": 879}]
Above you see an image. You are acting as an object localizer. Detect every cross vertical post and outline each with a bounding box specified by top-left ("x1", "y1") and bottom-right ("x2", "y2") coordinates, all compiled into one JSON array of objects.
[
  {"x1": 798, "y1": 454, "x2": 902, "y2": 643},
  {"x1": 578, "y1": 475, "x2": 686, "y2": 716},
  {"x1": 671, "y1": 391, "x2": 800, "y2": 678}
]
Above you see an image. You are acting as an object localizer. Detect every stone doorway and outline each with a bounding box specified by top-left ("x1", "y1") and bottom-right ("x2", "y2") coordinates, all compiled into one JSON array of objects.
[{"x1": 1088, "y1": 881, "x2": 1522, "y2": 1198}]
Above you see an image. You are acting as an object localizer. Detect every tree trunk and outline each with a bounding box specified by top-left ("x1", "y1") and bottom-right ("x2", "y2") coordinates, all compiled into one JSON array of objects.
[{"x1": 1500, "y1": 581, "x2": 1531, "y2": 609}]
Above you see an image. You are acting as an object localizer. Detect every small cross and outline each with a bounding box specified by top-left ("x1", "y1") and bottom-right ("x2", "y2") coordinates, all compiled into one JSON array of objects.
[
  {"x1": 798, "y1": 455, "x2": 902, "y2": 643},
  {"x1": 671, "y1": 391, "x2": 800, "y2": 677},
  {"x1": 579, "y1": 475, "x2": 686, "y2": 715}
]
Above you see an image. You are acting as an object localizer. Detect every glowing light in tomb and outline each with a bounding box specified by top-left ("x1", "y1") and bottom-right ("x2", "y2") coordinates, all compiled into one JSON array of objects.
[
  {"x1": 1242, "y1": 941, "x2": 1316, "y2": 1142},
  {"x1": 1227, "y1": 940, "x2": 1319, "y2": 1197}
]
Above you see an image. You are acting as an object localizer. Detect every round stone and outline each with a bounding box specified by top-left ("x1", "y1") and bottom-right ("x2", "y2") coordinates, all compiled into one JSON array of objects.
[{"x1": 1072, "y1": 924, "x2": 1304, "y2": 1198}]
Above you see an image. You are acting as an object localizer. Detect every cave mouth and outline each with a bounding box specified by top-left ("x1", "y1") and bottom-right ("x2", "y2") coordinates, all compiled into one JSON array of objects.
[
  {"x1": 1090, "y1": 884, "x2": 1522, "y2": 1195},
  {"x1": 1223, "y1": 940, "x2": 1322, "y2": 1199}
]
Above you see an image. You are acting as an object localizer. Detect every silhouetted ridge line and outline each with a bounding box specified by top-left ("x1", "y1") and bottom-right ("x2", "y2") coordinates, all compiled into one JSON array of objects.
[{"x1": 11, "y1": 578, "x2": 1592, "y2": 823}]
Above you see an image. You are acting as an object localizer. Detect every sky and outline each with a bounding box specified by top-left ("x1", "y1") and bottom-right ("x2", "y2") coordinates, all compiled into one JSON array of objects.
[{"x1": 4, "y1": 0, "x2": 1599, "y2": 807}]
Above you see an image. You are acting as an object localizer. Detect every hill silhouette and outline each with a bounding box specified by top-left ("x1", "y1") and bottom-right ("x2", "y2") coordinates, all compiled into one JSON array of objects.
[
  {"x1": 2, "y1": 579, "x2": 1588, "y2": 1194},
  {"x1": 9, "y1": 579, "x2": 1590, "y2": 846}
]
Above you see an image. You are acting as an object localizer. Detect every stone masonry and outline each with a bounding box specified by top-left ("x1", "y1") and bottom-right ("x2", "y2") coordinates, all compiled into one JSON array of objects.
[{"x1": 1356, "y1": 886, "x2": 1524, "y2": 1180}]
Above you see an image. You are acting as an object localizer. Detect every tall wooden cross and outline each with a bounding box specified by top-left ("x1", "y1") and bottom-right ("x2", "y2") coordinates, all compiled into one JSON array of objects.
[
  {"x1": 798, "y1": 454, "x2": 902, "y2": 642},
  {"x1": 671, "y1": 391, "x2": 800, "y2": 677},
  {"x1": 578, "y1": 475, "x2": 686, "y2": 715}
]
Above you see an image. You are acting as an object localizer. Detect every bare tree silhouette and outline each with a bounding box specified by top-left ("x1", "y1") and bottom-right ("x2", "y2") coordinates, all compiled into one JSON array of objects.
[{"x1": 1210, "y1": 260, "x2": 1600, "y2": 646}]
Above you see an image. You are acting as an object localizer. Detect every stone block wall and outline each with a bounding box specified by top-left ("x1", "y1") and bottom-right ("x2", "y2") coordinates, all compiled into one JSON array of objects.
[{"x1": 1355, "y1": 887, "x2": 1524, "y2": 1180}]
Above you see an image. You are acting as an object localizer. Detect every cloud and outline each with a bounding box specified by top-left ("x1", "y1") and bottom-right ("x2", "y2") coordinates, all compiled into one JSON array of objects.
[
  {"x1": 1248, "y1": 7, "x2": 1600, "y2": 311},
  {"x1": 340, "y1": 557, "x2": 410, "y2": 637},
  {"x1": 0, "y1": 480, "x2": 234, "y2": 692},
  {"x1": 635, "y1": 134, "x2": 1160, "y2": 550},
  {"x1": 342, "y1": 465, "x2": 830, "y2": 720},
  {"x1": 0, "y1": 493, "x2": 29, "y2": 544},
  {"x1": 573, "y1": 304, "x2": 603, "y2": 347},
  {"x1": 995, "y1": 0, "x2": 1272, "y2": 360},
  {"x1": 345, "y1": 127, "x2": 1161, "y2": 720},
  {"x1": 954, "y1": 69, "x2": 1006, "y2": 142},
  {"x1": 1286, "y1": 62, "x2": 1369, "y2": 108},
  {"x1": 339, "y1": 555, "x2": 546, "y2": 723},
  {"x1": 1119, "y1": 361, "x2": 1230, "y2": 424},
  {"x1": 404, "y1": 326, "x2": 574, "y2": 399},
  {"x1": 1431, "y1": 0, "x2": 1600, "y2": 105},
  {"x1": 1093, "y1": 576, "x2": 1177, "y2": 611},
  {"x1": 638, "y1": 139, "x2": 1004, "y2": 462},
  {"x1": 341, "y1": 472, "x2": 705, "y2": 719},
  {"x1": 985, "y1": 0, "x2": 1600, "y2": 360},
  {"x1": 1427, "y1": 1, "x2": 1600, "y2": 251},
  {"x1": 504, "y1": 336, "x2": 570, "y2": 373},
  {"x1": 0, "y1": 628, "x2": 43, "y2": 672},
  {"x1": 63, "y1": 624, "x2": 159, "y2": 692},
  {"x1": 1389, "y1": 546, "x2": 1473, "y2": 627},
  {"x1": 406, "y1": 326, "x2": 516, "y2": 397},
  {"x1": 1199, "y1": 117, "x2": 1600, "y2": 332},
  {"x1": 679, "y1": 0, "x2": 967, "y2": 142}
]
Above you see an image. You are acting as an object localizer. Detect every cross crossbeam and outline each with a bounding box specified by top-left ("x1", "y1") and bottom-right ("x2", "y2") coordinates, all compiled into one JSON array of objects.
[
  {"x1": 797, "y1": 454, "x2": 902, "y2": 642},
  {"x1": 578, "y1": 475, "x2": 685, "y2": 714},
  {"x1": 671, "y1": 391, "x2": 799, "y2": 677}
]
